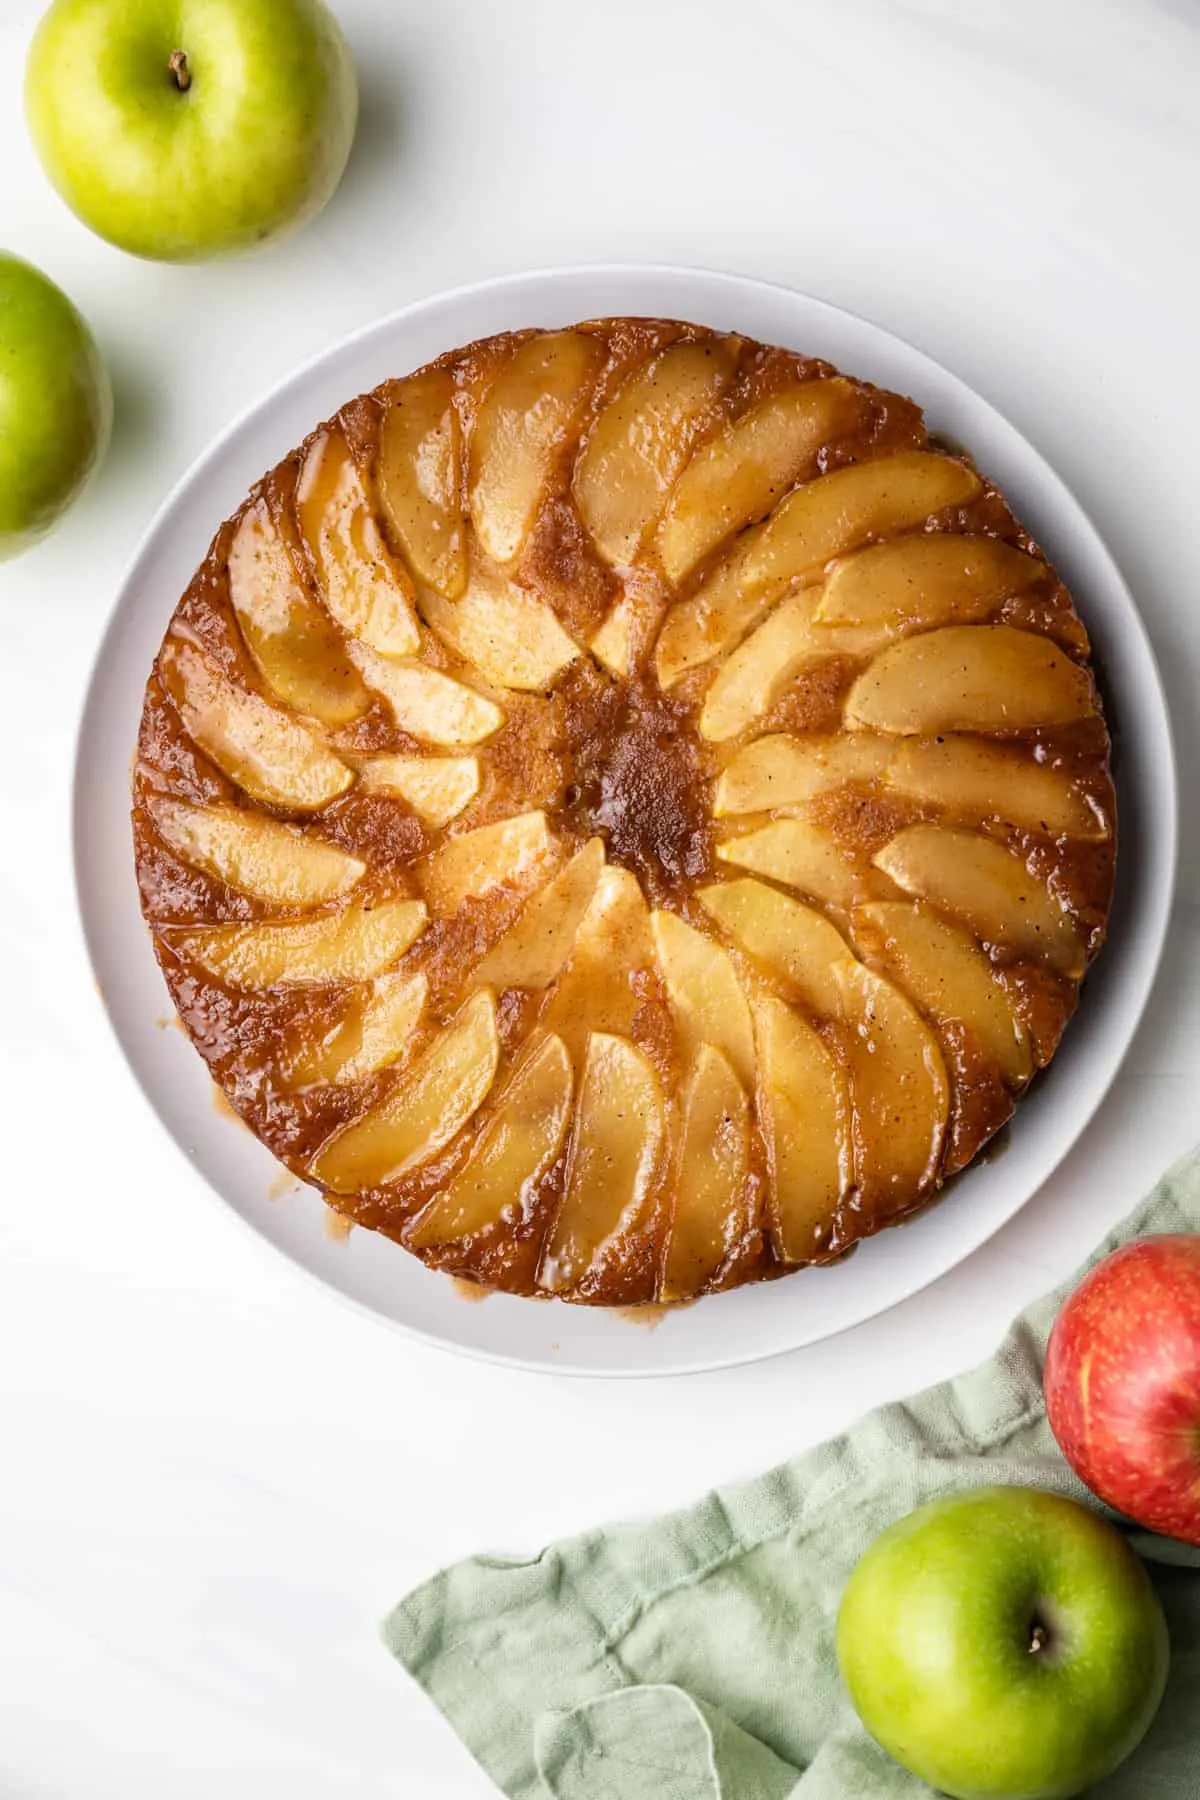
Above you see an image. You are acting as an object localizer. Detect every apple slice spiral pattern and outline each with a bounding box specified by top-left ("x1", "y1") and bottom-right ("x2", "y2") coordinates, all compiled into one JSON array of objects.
[{"x1": 133, "y1": 318, "x2": 1114, "y2": 1305}]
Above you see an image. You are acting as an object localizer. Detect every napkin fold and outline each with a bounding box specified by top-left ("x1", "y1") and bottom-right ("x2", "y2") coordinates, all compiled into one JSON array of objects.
[{"x1": 385, "y1": 1152, "x2": 1200, "y2": 1798}]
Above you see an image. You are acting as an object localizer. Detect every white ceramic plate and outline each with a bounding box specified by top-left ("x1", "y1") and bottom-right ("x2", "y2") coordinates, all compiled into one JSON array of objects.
[{"x1": 74, "y1": 264, "x2": 1177, "y2": 1376}]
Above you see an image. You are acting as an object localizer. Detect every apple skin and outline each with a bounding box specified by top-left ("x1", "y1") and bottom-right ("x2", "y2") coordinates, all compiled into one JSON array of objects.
[
  {"x1": 836, "y1": 1486, "x2": 1168, "y2": 1800},
  {"x1": 0, "y1": 252, "x2": 112, "y2": 561},
  {"x1": 25, "y1": 0, "x2": 358, "y2": 262},
  {"x1": 1045, "y1": 1234, "x2": 1200, "y2": 1546}
]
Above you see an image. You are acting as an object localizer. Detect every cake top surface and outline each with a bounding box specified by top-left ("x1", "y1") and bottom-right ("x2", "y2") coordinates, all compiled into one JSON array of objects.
[{"x1": 132, "y1": 317, "x2": 1115, "y2": 1306}]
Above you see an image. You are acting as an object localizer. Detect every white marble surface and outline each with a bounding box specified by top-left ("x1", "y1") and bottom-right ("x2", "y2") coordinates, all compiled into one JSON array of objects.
[{"x1": 1, "y1": 0, "x2": 1197, "y2": 1791}]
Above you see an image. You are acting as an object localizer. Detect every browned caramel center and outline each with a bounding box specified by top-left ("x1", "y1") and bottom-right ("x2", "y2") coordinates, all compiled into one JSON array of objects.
[{"x1": 559, "y1": 670, "x2": 712, "y2": 900}]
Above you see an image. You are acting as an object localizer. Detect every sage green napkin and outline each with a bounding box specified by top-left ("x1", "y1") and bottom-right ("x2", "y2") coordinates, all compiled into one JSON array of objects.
[{"x1": 385, "y1": 1151, "x2": 1200, "y2": 1798}]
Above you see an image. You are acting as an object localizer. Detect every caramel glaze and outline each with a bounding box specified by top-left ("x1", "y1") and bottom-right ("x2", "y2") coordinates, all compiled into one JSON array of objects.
[{"x1": 132, "y1": 317, "x2": 1116, "y2": 1305}]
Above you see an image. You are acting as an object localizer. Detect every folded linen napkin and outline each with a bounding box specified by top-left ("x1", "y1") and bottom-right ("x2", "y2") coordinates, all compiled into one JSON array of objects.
[{"x1": 385, "y1": 1151, "x2": 1200, "y2": 1798}]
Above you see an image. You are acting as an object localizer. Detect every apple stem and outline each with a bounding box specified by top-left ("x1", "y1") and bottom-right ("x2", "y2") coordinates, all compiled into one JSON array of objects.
[
  {"x1": 168, "y1": 50, "x2": 192, "y2": 93},
  {"x1": 1028, "y1": 1621, "x2": 1050, "y2": 1655}
]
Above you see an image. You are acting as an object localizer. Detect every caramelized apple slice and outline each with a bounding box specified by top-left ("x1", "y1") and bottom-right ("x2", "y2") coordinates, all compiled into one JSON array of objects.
[
  {"x1": 845, "y1": 626, "x2": 1096, "y2": 735},
  {"x1": 295, "y1": 431, "x2": 421, "y2": 657},
  {"x1": 713, "y1": 733, "x2": 892, "y2": 817},
  {"x1": 408, "y1": 1034, "x2": 573, "y2": 1247},
  {"x1": 663, "y1": 1046, "x2": 750, "y2": 1300},
  {"x1": 159, "y1": 638, "x2": 352, "y2": 811},
  {"x1": 756, "y1": 998, "x2": 851, "y2": 1262},
  {"x1": 650, "y1": 909, "x2": 755, "y2": 1089},
  {"x1": 886, "y1": 739, "x2": 1108, "y2": 840},
  {"x1": 539, "y1": 1033, "x2": 666, "y2": 1291},
  {"x1": 575, "y1": 339, "x2": 736, "y2": 564},
  {"x1": 589, "y1": 594, "x2": 637, "y2": 678},
  {"x1": 360, "y1": 754, "x2": 479, "y2": 827},
  {"x1": 699, "y1": 589, "x2": 885, "y2": 743},
  {"x1": 589, "y1": 582, "x2": 663, "y2": 679},
  {"x1": 312, "y1": 990, "x2": 500, "y2": 1193},
  {"x1": 469, "y1": 331, "x2": 602, "y2": 564},
  {"x1": 698, "y1": 878, "x2": 853, "y2": 1016},
  {"x1": 717, "y1": 819, "x2": 877, "y2": 909},
  {"x1": 476, "y1": 838, "x2": 605, "y2": 989},
  {"x1": 538, "y1": 867, "x2": 654, "y2": 1059},
  {"x1": 171, "y1": 897, "x2": 427, "y2": 988},
  {"x1": 376, "y1": 369, "x2": 466, "y2": 597},
  {"x1": 422, "y1": 812, "x2": 553, "y2": 914},
  {"x1": 289, "y1": 972, "x2": 428, "y2": 1085},
  {"x1": 151, "y1": 800, "x2": 364, "y2": 904},
  {"x1": 715, "y1": 731, "x2": 1106, "y2": 841},
  {"x1": 226, "y1": 498, "x2": 369, "y2": 724},
  {"x1": 874, "y1": 825, "x2": 1085, "y2": 975},
  {"x1": 855, "y1": 902, "x2": 1032, "y2": 1084},
  {"x1": 657, "y1": 378, "x2": 864, "y2": 585},
  {"x1": 656, "y1": 452, "x2": 980, "y2": 687},
  {"x1": 421, "y1": 573, "x2": 578, "y2": 691},
  {"x1": 835, "y1": 959, "x2": 950, "y2": 1213},
  {"x1": 350, "y1": 643, "x2": 503, "y2": 745},
  {"x1": 815, "y1": 533, "x2": 1045, "y2": 630}
]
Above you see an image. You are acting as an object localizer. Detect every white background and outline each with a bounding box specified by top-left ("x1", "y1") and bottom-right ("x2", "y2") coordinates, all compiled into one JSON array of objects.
[{"x1": 1, "y1": 1, "x2": 1197, "y2": 1793}]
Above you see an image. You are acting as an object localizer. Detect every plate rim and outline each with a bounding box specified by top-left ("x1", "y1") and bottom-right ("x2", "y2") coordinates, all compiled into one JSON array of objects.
[{"x1": 72, "y1": 261, "x2": 1179, "y2": 1376}]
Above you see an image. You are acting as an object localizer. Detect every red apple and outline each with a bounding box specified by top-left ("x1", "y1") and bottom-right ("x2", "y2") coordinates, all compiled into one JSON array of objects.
[{"x1": 1045, "y1": 1234, "x2": 1200, "y2": 1544}]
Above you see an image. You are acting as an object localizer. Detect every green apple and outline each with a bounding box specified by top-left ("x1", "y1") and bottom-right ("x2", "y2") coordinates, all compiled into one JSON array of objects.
[
  {"x1": 836, "y1": 1486, "x2": 1168, "y2": 1800},
  {"x1": 0, "y1": 252, "x2": 112, "y2": 561},
  {"x1": 25, "y1": 0, "x2": 358, "y2": 262}
]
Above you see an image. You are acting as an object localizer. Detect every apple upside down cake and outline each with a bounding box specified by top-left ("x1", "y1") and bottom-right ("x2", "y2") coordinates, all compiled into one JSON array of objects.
[{"x1": 133, "y1": 318, "x2": 1114, "y2": 1304}]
